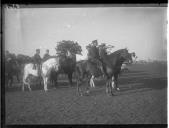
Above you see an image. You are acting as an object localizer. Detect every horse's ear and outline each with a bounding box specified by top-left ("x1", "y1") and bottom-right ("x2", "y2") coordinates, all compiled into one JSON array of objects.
[{"x1": 125, "y1": 47, "x2": 128, "y2": 51}]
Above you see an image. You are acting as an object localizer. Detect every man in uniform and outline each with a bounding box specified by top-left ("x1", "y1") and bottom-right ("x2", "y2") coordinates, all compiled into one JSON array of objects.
[
  {"x1": 43, "y1": 49, "x2": 50, "y2": 62},
  {"x1": 33, "y1": 49, "x2": 41, "y2": 70},
  {"x1": 87, "y1": 40, "x2": 106, "y2": 76}
]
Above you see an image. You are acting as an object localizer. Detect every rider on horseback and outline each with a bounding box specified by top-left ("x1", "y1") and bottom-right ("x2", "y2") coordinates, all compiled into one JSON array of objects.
[
  {"x1": 43, "y1": 49, "x2": 50, "y2": 62},
  {"x1": 33, "y1": 49, "x2": 42, "y2": 70},
  {"x1": 87, "y1": 40, "x2": 106, "y2": 76}
]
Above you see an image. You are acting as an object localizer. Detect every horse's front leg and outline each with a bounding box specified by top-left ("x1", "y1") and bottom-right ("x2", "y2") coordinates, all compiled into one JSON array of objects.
[
  {"x1": 54, "y1": 75, "x2": 58, "y2": 89},
  {"x1": 68, "y1": 73, "x2": 73, "y2": 86},
  {"x1": 89, "y1": 75, "x2": 95, "y2": 88},
  {"x1": 110, "y1": 76, "x2": 116, "y2": 96},
  {"x1": 43, "y1": 77, "x2": 48, "y2": 91},
  {"x1": 114, "y1": 74, "x2": 120, "y2": 91},
  {"x1": 106, "y1": 79, "x2": 109, "y2": 94},
  {"x1": 86, "y1": 75, "x2": 92, "y2": 94},
  {"x1": 27, "y1": 78, "x2": 32, "y2": 92},
  {"x1": 16, "y1": 73, "x2": 20, "y2": 83},
  {"x1": 77, "y1": 78, "x2": 83, "y2": 96}
]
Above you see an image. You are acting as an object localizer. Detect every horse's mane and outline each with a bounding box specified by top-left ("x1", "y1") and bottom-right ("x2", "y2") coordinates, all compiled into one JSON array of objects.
[{"x1": 111, "y1": 48, "x2": 127, "y2": 56}]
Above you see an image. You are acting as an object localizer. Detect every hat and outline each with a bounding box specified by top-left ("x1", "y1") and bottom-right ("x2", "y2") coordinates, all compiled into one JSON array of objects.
[
  {"x1": 92, "y1": 40, "x2": 98, "y2": 44},
  {"x1": 36, "y1": 49, "x2": 40, "y2": 52},
  {"x1": 100, "y1": 43, "x2": 106, "y2": 47}
]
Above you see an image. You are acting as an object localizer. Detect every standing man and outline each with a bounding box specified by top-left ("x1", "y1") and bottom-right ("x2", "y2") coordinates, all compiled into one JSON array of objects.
[
  {"x1": 43, "y1": 49, "x2": 50, "y2": 62},
  {"x1": 33, "y1": 49, "x2": 41, "y2": 70}
]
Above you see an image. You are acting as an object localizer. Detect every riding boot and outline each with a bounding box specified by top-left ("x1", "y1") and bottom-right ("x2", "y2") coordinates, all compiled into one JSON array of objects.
[
  {"x1": 33, "y1": 64, "x2": 36, "y2": 70},
  {"x1": 100, "y1": 66, "x2": 107, "y2": 77}
]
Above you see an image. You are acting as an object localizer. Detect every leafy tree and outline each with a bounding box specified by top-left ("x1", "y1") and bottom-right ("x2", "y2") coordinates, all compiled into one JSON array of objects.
[
  {"x1": 55, "y1": 40, "x2": 82, "y2": 56},
  {"x1": 16, "y1": 54, "x2": 32, "y2": 64}
]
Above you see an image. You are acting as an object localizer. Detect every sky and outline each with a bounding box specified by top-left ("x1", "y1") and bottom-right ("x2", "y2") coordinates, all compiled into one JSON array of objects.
[{"x1": 4, "y1": 6, "x2": 167, "y2": 61}]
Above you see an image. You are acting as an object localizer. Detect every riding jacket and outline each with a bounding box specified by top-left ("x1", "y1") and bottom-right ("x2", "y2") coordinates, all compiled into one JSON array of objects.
[
  {"x1": 33, "y1": 53, "x2": 41, "y2": 65},
  {"x1": 43, "y1": 53, "x2": 50, "y2": 62}
]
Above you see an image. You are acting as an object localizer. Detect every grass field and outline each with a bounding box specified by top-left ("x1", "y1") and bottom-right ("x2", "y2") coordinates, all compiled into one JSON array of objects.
[{"x1": 5, "y1": 63, "x2": 167, "y2": 124}]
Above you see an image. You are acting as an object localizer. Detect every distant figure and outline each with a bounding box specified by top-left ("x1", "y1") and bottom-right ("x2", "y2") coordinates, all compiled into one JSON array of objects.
[
  {"x1": 33, "y1": 49, "x2": 42, "y2": 70},
  {"x1": 43, "y1": 49, "x2": 50, "y2": 62},
  {"x1": 5, "y1": 50, "x2": 12, "y2": 62}
]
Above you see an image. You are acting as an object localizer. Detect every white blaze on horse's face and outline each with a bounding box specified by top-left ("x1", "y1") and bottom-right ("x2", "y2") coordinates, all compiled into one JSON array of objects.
[{"x1": 67, "y1": 50, "x2": 72, "y2": 58}]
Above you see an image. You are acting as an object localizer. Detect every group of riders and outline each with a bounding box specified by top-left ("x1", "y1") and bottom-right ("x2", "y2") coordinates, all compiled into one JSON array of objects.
[{"x1": 5, "y1": 39, "x2": 119, "y2": 76}]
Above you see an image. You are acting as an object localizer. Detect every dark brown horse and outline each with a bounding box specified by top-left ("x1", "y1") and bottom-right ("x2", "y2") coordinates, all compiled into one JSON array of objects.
[
  {"x1": 49, "y1": 50, "x2": 80, "y2": 87},
  {"x1": 5, "y1": 57, "x2": 21, "y2": 88},
  {"x1": 76, "y1": 48, "x2": 133, "y2": 96}
]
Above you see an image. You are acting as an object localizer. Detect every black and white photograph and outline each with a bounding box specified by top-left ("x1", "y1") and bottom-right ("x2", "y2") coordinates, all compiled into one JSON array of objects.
[{"x1": 3, "y1": 4, "x2": 167, "y2": 124}]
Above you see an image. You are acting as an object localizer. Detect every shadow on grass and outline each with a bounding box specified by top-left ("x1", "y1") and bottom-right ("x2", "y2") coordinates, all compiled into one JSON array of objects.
[
  {"x1": 80, "y1": 70, "x2": 167, "y2": 96},
  {"x1": 5, "y1": 80, "x2": 78, "y2": 93},
  {"x1": 5, "y1": 69, "x2": 167, "y2": 94}
]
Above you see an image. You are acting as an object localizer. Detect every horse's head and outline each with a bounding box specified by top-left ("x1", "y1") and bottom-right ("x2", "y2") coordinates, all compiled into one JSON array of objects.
[
  {"x1": 120, "y1": 50, "x2": 137, "y2": 64},
  {"x1": 66, "y1": 50, "x2": 76, "y2": 61},
  {"x1": 119, "y1": 48, "x2": 131, "y2": 61}
]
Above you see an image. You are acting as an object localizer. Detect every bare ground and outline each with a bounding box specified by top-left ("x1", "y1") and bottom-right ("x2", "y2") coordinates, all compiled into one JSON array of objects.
[{"x1": 5, "y1": 63, "x2": 167, "y2": 124}]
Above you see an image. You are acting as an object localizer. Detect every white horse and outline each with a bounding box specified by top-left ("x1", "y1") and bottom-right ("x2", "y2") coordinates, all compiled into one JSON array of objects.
[
  {"x1": 41, "y1": 57, "x2": 60, "y2": 91},
  {"x1": 22, "y1": 57, "x2": 60, "y2": 92}
]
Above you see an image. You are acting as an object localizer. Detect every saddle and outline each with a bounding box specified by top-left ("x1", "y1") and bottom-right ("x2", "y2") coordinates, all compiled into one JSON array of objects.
[
  {"x1": 33, "y1": 64, "x2": 41, "y2": 76},
  {"x1": 88, "y1": 58, "x2": 106, "y2": 76}
]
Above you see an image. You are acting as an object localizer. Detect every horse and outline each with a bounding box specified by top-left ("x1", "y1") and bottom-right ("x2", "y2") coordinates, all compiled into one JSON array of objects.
[
  {"x1": 99, "y1": 48, "x2": 134, "y2": 94},
  {"x1": 59, "y1": 52, "x2": 76, "y2": 86},
  {"x1": 50, "y1": 50, "x2": 81, "y2": 87},
  {"x1": 120, "y1": 52, "x2": 136, "y2": 74},
  {"x1": 22, "y1": 57, "x2": 60, "y2": 91},
  {"x1": 76, "y1": 58, "x2": 106, "y2": 96},
  {"x1": 76, "y1": 48, "x2": 132, "y2": 96},
  {"x1": 5, "y1": 57, "x2": 21, "y2": 88}
]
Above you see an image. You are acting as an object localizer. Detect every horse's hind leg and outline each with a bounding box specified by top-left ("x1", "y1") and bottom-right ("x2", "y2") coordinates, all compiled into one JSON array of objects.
[
  {"x1": 27, "y1": 79, "x2": 32, "y2": 91},
  {"x1": 43, "y1": 77, "x2": 48, "y2": 91},
  {"x1": 106, "y1": 79, "x2": 112, "y2": 96},
  {"x1": 90, "y1": 75, "x2": 95, "y2": 88},
  {"x1": 68, "y1": 73, "x2": 73, "y2": 86},
  {"x1": 110, "y1": 76, "x2": 115, "y2": 96},
  {"x1": 86, "y1": 76, "x2": 91, "y2": 94},
  {"x1": 106, "y1": 80, "x2": 109, "y2": 94},
  {"x1": 77, "y1": 78, "x2": 82, "y2": 96},
  {"x1": 23, "y1": 75, "x2": 32, "y2": 92},
  {"x1": 114, "y1": 74, "x2": 120, "y2": 91},
  {"x1": 16, "y1": 73, "x2": 20, "y2": 83},
  {"x1": 54, "y1": 75, "x2": 58, "y2": 89}
]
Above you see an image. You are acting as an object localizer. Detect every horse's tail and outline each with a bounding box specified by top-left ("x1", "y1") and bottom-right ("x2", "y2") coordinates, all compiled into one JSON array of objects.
[{"x1": 22, "y1": 65, "x2": 30, "y2": 87}]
